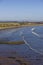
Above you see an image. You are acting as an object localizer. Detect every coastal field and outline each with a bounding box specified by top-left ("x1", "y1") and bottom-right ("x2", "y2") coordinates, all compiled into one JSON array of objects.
[{"x1": 0, "y1": 22, "x2": 43, "y2": 29}]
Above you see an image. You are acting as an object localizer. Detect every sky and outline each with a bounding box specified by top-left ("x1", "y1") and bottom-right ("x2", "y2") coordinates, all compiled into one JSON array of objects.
[{"x1": 0, "y1": 0, "x2": 43, "y2": 21}]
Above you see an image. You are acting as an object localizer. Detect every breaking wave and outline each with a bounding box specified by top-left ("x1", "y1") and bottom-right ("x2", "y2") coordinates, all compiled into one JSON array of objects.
[
  {"x1": 20, "y1": 28, "x2": 43, "y2": 55},
  {"x1": 31, "y1": 28, "x2": 40, "y2": 37}
]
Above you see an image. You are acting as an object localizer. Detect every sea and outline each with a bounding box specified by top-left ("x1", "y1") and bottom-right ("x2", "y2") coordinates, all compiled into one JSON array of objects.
[{"x1": 0, "y1": 26, "x2": 43, "y2": 65}]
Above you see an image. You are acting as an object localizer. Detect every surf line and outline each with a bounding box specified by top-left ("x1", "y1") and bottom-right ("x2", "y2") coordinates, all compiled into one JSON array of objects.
[
  {"x1": 20, "y1": 30, "x2": 43, "y2": 55},
  {"x1": 31, "y1": 28, "x2": 40, "y2": 37}
]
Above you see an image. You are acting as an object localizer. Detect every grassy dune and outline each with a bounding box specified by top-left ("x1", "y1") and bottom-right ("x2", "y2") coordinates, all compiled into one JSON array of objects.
[
  {"x1": 0, "y1": 22, "x2": 43, "y2": 29},
  {"x1": 0, "y1": 22, "x2": 20, "y2": 29}
]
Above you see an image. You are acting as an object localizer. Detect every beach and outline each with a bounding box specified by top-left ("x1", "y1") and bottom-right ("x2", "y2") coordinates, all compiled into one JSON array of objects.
[{"x1": 0, "y1": 25, "x2": 43, "y2": 65}]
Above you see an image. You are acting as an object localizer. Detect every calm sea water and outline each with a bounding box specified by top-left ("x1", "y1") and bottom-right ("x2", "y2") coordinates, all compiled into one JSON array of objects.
[{"x1": 0, "y1": 26, "x2": 43, "y2": 65}]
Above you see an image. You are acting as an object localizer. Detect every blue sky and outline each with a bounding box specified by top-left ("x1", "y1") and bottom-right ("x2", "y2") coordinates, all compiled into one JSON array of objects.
[{"x1": 0, "y1": 0, "x2": 43, "y2": 21}]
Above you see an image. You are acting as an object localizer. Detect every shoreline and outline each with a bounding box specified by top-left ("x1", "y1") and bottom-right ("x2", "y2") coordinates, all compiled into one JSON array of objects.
[{"x1": 0, "y1": 22, "x2": 43, "y2": 30}]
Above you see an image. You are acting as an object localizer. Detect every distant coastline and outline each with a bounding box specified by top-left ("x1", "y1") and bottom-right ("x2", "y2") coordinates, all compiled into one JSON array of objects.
[{"x1": 0, "y1": 21, "x2": 43, "y2": 29}]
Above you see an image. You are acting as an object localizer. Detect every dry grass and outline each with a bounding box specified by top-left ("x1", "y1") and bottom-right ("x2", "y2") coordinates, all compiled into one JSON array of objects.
[
  {"x1": 0, "y1": 22, "x2": 20, "y2": 29},
  {"x1": 0, "y1": 22, "x2": 43, "y2": 29}
]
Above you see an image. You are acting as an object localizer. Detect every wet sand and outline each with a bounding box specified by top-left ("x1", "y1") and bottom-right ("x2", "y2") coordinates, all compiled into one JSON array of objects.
[{"x1": 0, "y1": 56, "x2": 32, "y2": 65}]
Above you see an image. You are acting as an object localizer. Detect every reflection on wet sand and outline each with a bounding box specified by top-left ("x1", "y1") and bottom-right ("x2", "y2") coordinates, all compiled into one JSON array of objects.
[{"x1": 0, "y1": 56, "x2": 32, "y2": 65}]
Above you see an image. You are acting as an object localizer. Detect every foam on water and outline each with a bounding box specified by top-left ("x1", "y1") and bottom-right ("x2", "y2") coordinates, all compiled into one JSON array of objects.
[
  {"x1": 31, "y1": 28, "x2": 40, "y2": 37},
  {"x1": 20, "y1": 27, "x2": 43, "y2": 55},
  {"x1": 0, "y1": 27, "x2": 43, "y2": 55}
]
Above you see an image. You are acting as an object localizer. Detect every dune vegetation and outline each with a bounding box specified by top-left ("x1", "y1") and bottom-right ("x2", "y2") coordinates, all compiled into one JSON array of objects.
[{"x1": 0, "y1": 22, "x2": 43, "y2": 29}]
